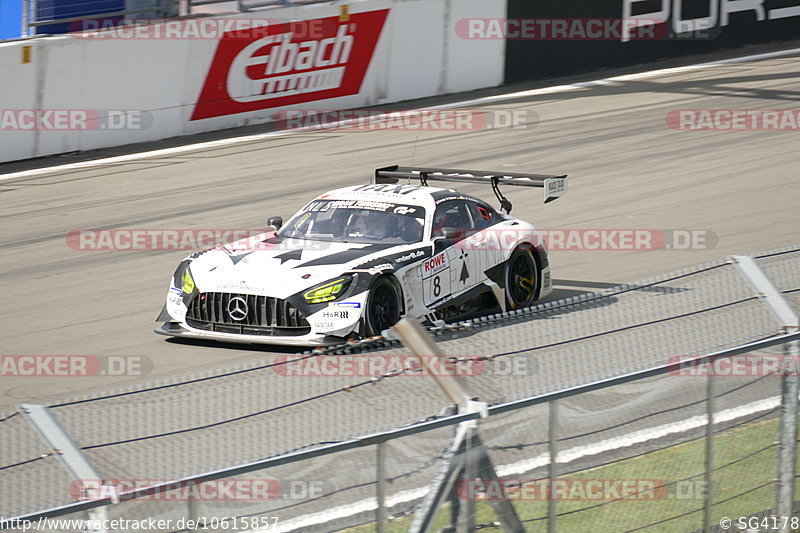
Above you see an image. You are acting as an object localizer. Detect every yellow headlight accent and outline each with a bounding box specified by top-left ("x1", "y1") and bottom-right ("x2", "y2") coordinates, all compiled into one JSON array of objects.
[
  {"x1": 304, "y1": 278, "x2": 347, "y2": 304},
  {"x1": 181, "y1": 269, "x2": 195, "y2": 293}
]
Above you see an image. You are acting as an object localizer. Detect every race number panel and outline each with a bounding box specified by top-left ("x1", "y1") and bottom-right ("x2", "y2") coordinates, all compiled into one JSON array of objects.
[{"x1": 421, "y1": 251, "x2": 452, "y2": 306}]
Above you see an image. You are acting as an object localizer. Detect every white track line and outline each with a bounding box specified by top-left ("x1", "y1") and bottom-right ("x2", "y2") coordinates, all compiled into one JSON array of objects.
[
  {"x1": 1, "y1": 46, "x2": 799, "y2": 183},
  {"x1": 268, "y1": 394, "x2": 781, "y2": 533}
]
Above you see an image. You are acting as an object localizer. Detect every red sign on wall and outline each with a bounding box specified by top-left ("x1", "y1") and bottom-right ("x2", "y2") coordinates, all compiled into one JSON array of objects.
[{"x1": 191, "y1": 10, "x2": 389, "y2": 120}]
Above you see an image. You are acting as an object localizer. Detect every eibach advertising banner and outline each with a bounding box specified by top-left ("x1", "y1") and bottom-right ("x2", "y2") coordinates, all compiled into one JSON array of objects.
[{"x1": 191, "y1": 10, "x2": 390, "y2": 120}]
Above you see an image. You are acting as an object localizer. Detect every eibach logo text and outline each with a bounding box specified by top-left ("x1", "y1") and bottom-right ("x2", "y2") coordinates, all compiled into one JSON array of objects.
[{"x1": 192, "y1": 10, "x2": 389, "y2": 120}]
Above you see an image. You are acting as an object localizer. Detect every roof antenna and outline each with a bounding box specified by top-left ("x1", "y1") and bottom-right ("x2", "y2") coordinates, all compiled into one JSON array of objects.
[{"x1": 408, "y1": 136, "x2": 419, "y2": 184}]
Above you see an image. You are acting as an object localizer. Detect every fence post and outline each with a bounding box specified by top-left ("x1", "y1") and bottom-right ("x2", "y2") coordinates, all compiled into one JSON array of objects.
[
  {"x1": 731, "y1": 255, "x2": 800, "y2": 528},
  {"x1": 377, "y1": 440, "x2": 387, "y2": 533},
  {"x1": 548, "y1": 400, "x2": 558, "y2": 533},
  {"x1": 19, "y1": 404, "x2": 109, "y2": 533},
  {"x1": 703, "y1": 369, "x2": 715, "y2": 532},
  {"x1": 392, "y1": 318, "x2": 523, "y2": 533},
  {"x1": 457, "y1": 426, "x2": 477, "y2": 533},
  {"x1": 776, "y1": 350, "x2": 799, "y2": 524}
]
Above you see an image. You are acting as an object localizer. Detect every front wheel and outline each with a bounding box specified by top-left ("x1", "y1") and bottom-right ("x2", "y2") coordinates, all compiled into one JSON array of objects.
[
  {"x1": 504, "y1": 247, "x2": 539, "y2": 310},
  {"x1": 363, "y1": 276, "x2": 403, "y2": 336}
]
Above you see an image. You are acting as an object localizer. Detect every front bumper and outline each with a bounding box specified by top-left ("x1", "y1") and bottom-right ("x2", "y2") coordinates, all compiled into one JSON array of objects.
[{"x1": 154, "y1": 321, "x2": 344, "y2": 347}]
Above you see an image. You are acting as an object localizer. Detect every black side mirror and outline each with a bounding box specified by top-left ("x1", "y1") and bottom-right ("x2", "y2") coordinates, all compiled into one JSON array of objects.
[{"x1": 267, "y1": 216, "x2": 283, "y2": 231}]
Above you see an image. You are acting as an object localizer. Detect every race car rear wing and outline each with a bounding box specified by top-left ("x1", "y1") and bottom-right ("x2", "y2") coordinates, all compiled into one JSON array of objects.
[{"x1": 374, "y1": 165, "x2": 567, "y2": 213}]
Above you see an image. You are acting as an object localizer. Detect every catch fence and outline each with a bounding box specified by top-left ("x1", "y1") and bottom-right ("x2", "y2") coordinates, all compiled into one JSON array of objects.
[{"x1": 1, "y1": 245, "x2": 799, "y2": 532}]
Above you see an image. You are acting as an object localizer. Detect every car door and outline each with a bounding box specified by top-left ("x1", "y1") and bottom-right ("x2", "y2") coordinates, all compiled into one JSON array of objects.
[
  {"x1": 419, "y1": 200, "x2": 481, "y2": 309},
  {"x1": 463, "y1": 200, "x2": 506, "y2": 279}
]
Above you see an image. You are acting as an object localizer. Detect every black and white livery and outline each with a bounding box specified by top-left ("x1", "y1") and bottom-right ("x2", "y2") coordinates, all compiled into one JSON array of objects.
[{"x1": 155, "y1": 165, "x2": 567, "y2": 346}]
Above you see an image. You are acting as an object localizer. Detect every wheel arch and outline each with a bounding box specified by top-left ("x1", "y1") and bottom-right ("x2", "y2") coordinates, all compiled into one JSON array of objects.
[
  {"x1": 513, "y1": 240, "x2": 548, "y2": 273},
  {"x1": 360, "y1": 273, "x2": 405, "y2": 337},
  {"x1": 504, "y1": 241, "x2": 545, "y2": 305}
]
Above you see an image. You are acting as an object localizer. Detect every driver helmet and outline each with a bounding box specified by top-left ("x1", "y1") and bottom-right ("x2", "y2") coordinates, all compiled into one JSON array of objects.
[
  {"x1": 370, "y1": 212, "x2": 399, "y2": 240},
  {"x1": 329, "y1": 209, "x2": 352, "y2": 237}
]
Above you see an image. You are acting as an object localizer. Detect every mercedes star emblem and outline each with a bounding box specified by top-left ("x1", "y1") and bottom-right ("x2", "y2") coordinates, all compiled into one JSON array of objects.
[{"x1": 227, "y1": 296, "x2": 249, "y2": 321}]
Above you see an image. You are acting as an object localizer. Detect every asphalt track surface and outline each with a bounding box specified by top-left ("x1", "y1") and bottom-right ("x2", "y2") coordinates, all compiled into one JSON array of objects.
[{"x1": 1, "y1": 43, "x2": 799, "y2": 414}]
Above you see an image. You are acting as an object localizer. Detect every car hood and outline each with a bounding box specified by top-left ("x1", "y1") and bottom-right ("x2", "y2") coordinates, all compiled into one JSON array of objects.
[{"x1": 186, "y1": 232, "x2": 418, "y2": 299}]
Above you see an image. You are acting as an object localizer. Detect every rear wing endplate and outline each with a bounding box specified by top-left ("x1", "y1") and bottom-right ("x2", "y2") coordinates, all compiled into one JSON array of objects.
[{"x1": 374, "y1": 165, "x2": 568, "y2": 206}]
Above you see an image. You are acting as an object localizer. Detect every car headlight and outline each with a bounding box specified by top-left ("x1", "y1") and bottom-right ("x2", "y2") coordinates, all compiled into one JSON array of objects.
[
  {"x1": 181, "y1": 268, "x2": 195, "y2": 293},
  {"x1": 303, "y1": 276, "x2": 353, "y2": 304},
  {"x1": 173, "y1": 261, "x2": 196, "y2": 294}
]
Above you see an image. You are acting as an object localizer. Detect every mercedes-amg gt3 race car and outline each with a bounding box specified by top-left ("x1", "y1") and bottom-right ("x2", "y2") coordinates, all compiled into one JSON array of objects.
[{"x1": 155, "y1": 166, "x2": 567, "y2": 346}]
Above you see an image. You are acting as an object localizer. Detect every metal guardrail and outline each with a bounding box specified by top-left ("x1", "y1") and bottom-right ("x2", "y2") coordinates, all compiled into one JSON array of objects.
[{"x1": 1, "y1": 245, "x2": 799, "y2": 532}]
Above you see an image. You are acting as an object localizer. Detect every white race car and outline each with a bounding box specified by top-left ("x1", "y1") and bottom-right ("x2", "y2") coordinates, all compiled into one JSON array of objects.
[{"x1": 155, "y1": 166, "x2": 567, "y2": 346}]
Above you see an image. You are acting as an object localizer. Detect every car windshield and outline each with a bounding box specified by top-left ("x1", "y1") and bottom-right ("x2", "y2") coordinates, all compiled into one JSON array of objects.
[{"x1": 277, "y1": 199, "x2": 426, "y2": 244}]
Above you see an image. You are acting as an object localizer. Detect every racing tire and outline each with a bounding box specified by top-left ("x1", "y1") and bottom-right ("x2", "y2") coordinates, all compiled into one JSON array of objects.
[
  {"x1": 363, "y1": 276, "x2": 403, "y2": 337},
  {"x1": 504, "y1": 246, "x2": 539, "y2": 310}
]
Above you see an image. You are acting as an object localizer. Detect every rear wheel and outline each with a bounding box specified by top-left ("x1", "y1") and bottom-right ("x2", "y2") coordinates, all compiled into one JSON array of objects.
[
  {"x1": 504, "y1": 247, "x2": 539, "y2": 310},
  {"x1": 363, "y1": 276, "x2": 403, "y2": 336}
]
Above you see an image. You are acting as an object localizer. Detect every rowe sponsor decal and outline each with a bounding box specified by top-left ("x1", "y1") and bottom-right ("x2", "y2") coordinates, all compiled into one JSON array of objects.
[
  {"x1": 192, "y1": 10, "x2": 389, "y2": 120},
  {"x1": 423, "y1": 252, "x2": 448, "y2": 273}
]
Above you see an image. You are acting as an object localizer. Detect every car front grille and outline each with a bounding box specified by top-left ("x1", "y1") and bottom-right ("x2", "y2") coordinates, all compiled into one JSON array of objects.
[{"x1": 186, "y1": 292, "x2": 311, "y2": 336}]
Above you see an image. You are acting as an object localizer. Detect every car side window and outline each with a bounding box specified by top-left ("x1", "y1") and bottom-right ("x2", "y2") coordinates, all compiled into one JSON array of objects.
[
  {"x1": 468, "y1": 202, "x2": 496, "y2": 230},
  {"x1": 432, "y1": 200, "x2": 476, "y2": 237}
]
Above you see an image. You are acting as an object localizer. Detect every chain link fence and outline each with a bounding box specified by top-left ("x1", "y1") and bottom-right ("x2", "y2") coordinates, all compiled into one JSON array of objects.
[{"x1": 1, "y1": 245, "x2": 799, "y2": 532}]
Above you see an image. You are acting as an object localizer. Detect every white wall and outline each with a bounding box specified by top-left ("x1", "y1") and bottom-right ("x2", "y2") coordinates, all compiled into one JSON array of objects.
[{"x1": 0, "y1": 0, "x2": 505, "y2": 163}]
